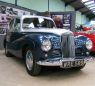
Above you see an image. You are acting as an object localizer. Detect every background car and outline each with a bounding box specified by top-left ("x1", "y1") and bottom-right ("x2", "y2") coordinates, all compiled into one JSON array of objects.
[{"x1": 75, "y1": 30, "x2": 95, "y2": 53}]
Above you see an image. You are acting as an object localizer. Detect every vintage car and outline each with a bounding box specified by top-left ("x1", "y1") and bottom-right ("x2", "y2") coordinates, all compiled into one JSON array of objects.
[
  {"x1": 75, "y1": 30, "x2": 95, "y2": 53},
  {"x1": 4, "y1": 15, "x2": 91, "y2": 76}
]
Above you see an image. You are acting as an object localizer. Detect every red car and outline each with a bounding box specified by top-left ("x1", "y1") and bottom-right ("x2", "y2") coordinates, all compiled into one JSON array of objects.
[{"x1": 75, "y1": 30, "x2": 95, "y2": 52}]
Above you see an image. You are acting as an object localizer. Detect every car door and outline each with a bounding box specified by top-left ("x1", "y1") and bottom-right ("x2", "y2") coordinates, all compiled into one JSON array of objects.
[{"x1": 6, "y1": 17, "x2": 24, "y2": 56}]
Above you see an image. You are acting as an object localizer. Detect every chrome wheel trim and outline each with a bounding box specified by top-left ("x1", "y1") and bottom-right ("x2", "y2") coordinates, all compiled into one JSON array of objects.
[{"x1": 26, "y1": 50, "x2": 33, "y2": 71}]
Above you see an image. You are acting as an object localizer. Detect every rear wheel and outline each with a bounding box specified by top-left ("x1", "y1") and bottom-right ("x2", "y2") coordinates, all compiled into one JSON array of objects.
[
  {"x1": 25, "y1": 48, "x2": 41, "y2": 76},
  {"x1": 5, "y1": 44, "x2": 12, "y2": 57}
]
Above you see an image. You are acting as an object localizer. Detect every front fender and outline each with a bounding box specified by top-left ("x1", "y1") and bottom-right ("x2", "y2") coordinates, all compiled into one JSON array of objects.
[
  {"x1": 75, "y1": 35, "x2": 88, "y2": 47},
  {"x1": 21, "y1": 35, "x2": 44, "y2": 60}
]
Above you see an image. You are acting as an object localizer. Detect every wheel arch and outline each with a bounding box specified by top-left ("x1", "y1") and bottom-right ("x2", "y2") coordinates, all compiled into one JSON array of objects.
[{"x1": 22, "y1": 41, "x2": 35, "y2": 59}]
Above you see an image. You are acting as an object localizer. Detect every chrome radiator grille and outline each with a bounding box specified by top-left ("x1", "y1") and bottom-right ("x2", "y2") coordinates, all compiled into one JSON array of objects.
[{"x1": 61, "y1": 35, "x2": 75, "y2": 58}]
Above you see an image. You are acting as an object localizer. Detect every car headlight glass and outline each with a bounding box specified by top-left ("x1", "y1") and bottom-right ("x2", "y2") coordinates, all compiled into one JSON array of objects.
[
  {"x1": 86, "y1": 38, "x2": 93, "y2": 50},
  {"x1": 41, "y1": 39, "x2": 52, "y2": 52}
]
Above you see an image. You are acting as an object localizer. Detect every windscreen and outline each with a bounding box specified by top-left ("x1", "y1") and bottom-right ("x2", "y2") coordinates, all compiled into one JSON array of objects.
[
  {"x1": 22, "y1": 17, "x2": 55, "y2": 29},
  {"x1": 87, "y1": 30, "x2": 95, "y2": 34}
]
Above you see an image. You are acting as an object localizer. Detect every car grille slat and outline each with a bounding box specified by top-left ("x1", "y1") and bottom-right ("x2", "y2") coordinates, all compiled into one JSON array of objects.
[
  {"x1": 68, "y1": 36, "x2": 75, "y2": 57},
  {"x1": 61, "y1": 35, "x2": 75, "y2": 58},
  {"x1": 61, "y1": 35, "x2": 69, "y2": 57}
]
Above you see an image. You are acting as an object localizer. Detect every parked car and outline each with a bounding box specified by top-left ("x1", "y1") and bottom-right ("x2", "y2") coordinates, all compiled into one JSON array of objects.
[
  {"x1": 75, "y1": 30, "x2": 95, "y2": 53},
  {"x1": 4, "y1": 15, "x2": 91, "y2": 76}
]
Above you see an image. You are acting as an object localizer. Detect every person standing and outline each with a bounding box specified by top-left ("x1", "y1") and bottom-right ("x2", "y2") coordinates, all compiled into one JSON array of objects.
[
  {"x1": 43, "y1": 11, "x2": 50, "y2": 17},
  {"x1": 54, "y1": 16, "x2": 63, "y2": 28}
]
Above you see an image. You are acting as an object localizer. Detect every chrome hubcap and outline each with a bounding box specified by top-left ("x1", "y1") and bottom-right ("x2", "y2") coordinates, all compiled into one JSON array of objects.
[{"x1": 26, "y1": 50, "x2": 33, "y2": 71}]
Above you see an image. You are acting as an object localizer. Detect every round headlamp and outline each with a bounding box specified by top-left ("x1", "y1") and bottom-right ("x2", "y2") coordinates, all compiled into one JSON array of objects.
[
  {"x1": 41, "y1": 39, "x2": 52, "y2": 52},
  {"x1": 86, "y1": 38, "x2": 93, "y2": 50}
]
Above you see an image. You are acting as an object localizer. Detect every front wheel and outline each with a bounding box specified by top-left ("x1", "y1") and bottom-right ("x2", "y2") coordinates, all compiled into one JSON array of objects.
[{"x1": 25, "y1": 48, "x2": 41, "y2": 76}]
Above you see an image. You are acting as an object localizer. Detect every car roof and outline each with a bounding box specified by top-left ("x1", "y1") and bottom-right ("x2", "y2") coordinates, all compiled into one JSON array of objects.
[{"x1": 10, "y1": 15, "x2": 53, "y2": 21}]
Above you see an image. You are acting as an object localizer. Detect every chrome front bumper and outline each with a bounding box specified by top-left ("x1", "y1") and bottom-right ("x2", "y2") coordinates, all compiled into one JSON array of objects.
[{"x1": 37, "y1": 57, "x2": 92, "y2": 68}]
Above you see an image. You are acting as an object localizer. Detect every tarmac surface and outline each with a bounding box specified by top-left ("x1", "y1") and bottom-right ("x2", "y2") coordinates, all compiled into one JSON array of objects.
[{"x1": 0, "y1": 50, "x2": 95, "y2": 86}]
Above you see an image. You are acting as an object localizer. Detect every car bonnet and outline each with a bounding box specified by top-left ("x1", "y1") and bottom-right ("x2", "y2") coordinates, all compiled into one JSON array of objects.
[{"x1": 22, "y1": 28, "x2": 73, "y2": 36}]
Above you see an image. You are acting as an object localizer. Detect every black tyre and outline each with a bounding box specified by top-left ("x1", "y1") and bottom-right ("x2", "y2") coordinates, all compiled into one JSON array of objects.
[
  {"x1": 25, "y1": 48, "x2": 41, "y2": 76},
  {"x1": 72, "y1": 64, "x2": 86, "y2": 70},
  {"x1": 5, "y1": 44, "x2": 12, "y2": 57}
]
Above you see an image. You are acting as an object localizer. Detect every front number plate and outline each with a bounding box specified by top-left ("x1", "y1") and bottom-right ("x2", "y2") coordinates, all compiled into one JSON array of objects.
[{"x1": 62, "y1": 60, "x2": 84, "y2": 68}]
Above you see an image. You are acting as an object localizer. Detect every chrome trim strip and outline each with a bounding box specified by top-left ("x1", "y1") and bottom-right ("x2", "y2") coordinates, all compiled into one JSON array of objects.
[{"x1": 37, "y1": 57, "x2": 91, "y2": 67}]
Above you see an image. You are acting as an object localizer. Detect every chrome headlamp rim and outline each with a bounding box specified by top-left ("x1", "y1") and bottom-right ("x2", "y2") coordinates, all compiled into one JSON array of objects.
[
  {"x1": 41, "y1": 39, "x2": 52, "y2": 52},
  {"x1": 86, "y1": 38, "x2": 93, "y2": 50}
]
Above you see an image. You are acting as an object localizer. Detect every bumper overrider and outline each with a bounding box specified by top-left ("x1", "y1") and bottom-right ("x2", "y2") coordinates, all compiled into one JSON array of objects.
[{"x1": 37, "y1": 57, "x2": 92, "y2": 68}]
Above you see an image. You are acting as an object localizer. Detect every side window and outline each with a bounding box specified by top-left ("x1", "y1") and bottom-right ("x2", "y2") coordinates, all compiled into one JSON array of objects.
[
  {"x1": 14, "y1": 18, "x2": 20, "y2": 32},
  {"x1": 9, "y1": 19, "x2": 15, "y2": 32}
]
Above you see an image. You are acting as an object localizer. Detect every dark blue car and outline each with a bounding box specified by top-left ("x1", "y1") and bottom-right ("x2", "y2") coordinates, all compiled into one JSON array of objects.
[{"x1": 4, "y1": 15, "x2": 92, "y2": 76}]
